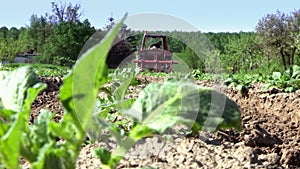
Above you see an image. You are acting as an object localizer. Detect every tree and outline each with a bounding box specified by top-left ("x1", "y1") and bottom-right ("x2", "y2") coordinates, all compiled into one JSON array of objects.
[
  {"x1": 24, "y1": 14, "x2": 53, "y2": 52},
  {"x1": 8, "y1": 27, "x2": 19, "y2": 41},
  {"x1": 205, "y1": 32, "x2": 241, "y2": 55},
  {"x1": 43, "y1": 19, "x2": 96, "y2": 66},
  {"x1": 0, "y1": 26, "x2": 24, "y2": 63},
  {"x1": 221, "y1": 32, "x2": 262, "y2": 73},
  {"x1": 0, "y1": 26, "x2": 9, "y2": 40},
  {"x1": 256, "y1": 10, "x2": 299, "y2": 70},
  {"x1": 17, "y1": 28, "x2": 33, "y2": 52},
  {"x1": 48, "y1": 1, "x2": 82, "y2": 24},
  {"x1": 166, "y1": 32, "x2": 186, "y2": 53},
  {"x1": 291, "y1": 10, "x2": 300, "y2": 64},
  {"x1": 0, "y1": 36, "x2": 20, "y2": 63}
]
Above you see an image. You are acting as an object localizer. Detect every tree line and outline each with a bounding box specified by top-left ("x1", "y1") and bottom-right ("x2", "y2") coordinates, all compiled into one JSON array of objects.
[
  {"x1": 0, "y1": 2, "x2": 96, "y2": 66},
  {"x1": 1, "y1": 2, "x2": 300, "y2": 74}
]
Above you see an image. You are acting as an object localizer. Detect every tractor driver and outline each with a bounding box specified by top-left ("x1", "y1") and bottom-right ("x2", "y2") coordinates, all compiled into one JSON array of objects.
[{"x1": 149, "y1": 41, "x2": 162, "y2": 49}]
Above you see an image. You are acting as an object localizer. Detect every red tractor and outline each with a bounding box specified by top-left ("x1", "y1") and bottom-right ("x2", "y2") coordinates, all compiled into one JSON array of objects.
[{"x1": 133, "y1": 32, "x2": 178, "y2": 72}]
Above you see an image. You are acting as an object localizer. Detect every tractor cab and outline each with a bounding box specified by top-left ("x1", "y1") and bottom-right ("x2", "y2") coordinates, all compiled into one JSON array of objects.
[
  {"x1": 141, "y1": 34, "x2": 168, "y2": 50},
  {"x1": 134, "y1": 32, "x2": 178, "y2": 72}
]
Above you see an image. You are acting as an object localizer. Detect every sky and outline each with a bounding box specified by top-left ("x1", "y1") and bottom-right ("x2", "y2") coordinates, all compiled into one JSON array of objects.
[{"x1": 1, "y1": 0, "x2": 300, "y2": 32}]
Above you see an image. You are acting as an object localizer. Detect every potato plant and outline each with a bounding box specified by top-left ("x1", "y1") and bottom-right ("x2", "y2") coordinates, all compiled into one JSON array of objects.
[
  {"x1": 222, "y1": 65, "x2": 300, "y2": 93},
  {"x1": 264, "y1": 65, "x2": 300, "y2": 92}
]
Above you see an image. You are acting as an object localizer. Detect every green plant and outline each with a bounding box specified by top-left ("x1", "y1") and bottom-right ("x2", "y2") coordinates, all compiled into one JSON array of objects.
[
  {"x1": 31, "y1": 64, "x2": 69, "y2": 77},
  {"x1": 224, "y1": 75, "x2": 249, "y2": 90},
  {"x1": 91, "y1": 67, "x2": 138, "y2": 141},
  {"x1": 0, "y1": 14, "x2": 126, "y2": 169},
  {"x1": 92, "y1": 79, "x2": 242, "y2": 169},
  {"x1": 224, "y1": 73, "x2": 265, "y2": 97},
  {"x1": 0, "y1": 14, "x2": 242, "y2": 169},
  {"x1": 0, "y1": 66, "x2": 47, "y2": 168},
  {"x1": 264, "y1": 65, "x2": 300, "y2": 92},
  {"x1": 191, "y1": 69, "x2": 215, "y2": 81},
  {"x1": 0, "y1": 63, "x2": 70, "y2": 77}
]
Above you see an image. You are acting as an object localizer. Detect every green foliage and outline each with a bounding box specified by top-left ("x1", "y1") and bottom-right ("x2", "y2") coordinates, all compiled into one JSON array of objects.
[
  {"x1": 191, "y1": 69, "x2": 214, "y2": 81},
  {"x1": 265, "y1": 65, "x2": 300, "y2": 92},
  {"x1": 26, "y1": 15, "x2": 52, "y2": 52},
  {"x1": 0, "y1": 66, "x2": 40, "y2": 112},
  {"x1": 91, "y1": 67, "x2": 138, "y2": 141},
  {"x1": 222, "y1": 65, "x2": 300, "y2": 93},
  {"x1": 174, "y1": 47, "x2": 204, "y2": 70},
  {"x1": 31, "y1": 64, "x2": 69, "y2": 77},
  {"x1": 0, "y1": 67, "x2": 46, "y2": 168},
  {"x1": 167, "y1": 35, "x2": 185, "y2": 53},
  {"x1": 224, "y1": 74, "x2": 256, "y2": 88},
  {"x1": 221, "y1": 32, "x2": 262, "y2": 73},
  {"x1": 0, "y1": 63, "x2": 69, "y2": 77},
  {"x1": 93, "y1": 78, "x2": 241, "y2": 169},
  {"x1": 0, "y1": 14, "x2": 125, "y2": 169},
  {"x1": 2, "y1": 7, "x2": 300, "y2": 75},
  {"x1": 256, "y1": 10, "x2": 300, "y2": 70},
  {"x1": 0, "y1": 35, "x2": 21, "y2": 63},
  {"x1": 126, "y1": 80, "x2": 242, "y2": 133},
  {"x1": 224, "y1": 75, "x2": 253, "y2": 96},
  {"x1": 0, "y1": 15, "x2": 242, "y2": 169},
  {"x1": 0, "y1": 2, "x2": 95, "y2": 66},
  {"x1": 43, "y1": 19, "x2": 96, "y2": 66},
  {"x1": 94, "y1": 148, "x2": 112, "y2": 166},
  {"x1": 223, "y1": 73, "x2": 273, "y2": 97}
]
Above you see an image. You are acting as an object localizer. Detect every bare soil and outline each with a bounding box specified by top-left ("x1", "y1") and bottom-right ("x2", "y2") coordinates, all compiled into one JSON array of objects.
[{"x1": 29, "y1": 76, "x2": 300, "y2": 169}]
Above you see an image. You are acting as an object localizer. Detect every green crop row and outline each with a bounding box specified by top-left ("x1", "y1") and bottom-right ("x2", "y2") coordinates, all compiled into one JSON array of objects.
[
  {"x1": 0, "y1": 63, "x2": 70, "y2": 77},
  {"x1": 191, "y1": 65, "x2": 300, "y2": 93}
]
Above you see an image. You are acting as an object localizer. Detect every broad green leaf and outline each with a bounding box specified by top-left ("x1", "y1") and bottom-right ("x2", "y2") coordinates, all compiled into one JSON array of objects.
[
  {"x1": 48, "y1": 121, "x2": 75, "y2": 142},
  {"x1": 291, "y1": 65, "x2": 300, "y2": 78},
  {"x1": 94, "y1": 148, "x2": 112, "y2": 165},
  {"x1": 29, "y1": 110, "x2": 53, "y2": 154},
  {"x1": 0, "y1": 110, "x2": 11, "y2": 136},
  {"x1": 126, "y1": 80, "x2": 241, "y2": 136},
  {"x1": 0, "y1": 110, "x2": 23, "y2": 169},
  {"x1": 31, "y1": 143, "x2": 53, "y2": 169},
  {"x1": 59, "y1": 14, "x2": 127, "y2": 130},
  {"x1": 272, "y1": 72, "x2": 281, "y2": 80},
  {"x1": 0, "y1": 66, "x2": 39, "y2": 112},
  {"x1": 284, "y1": 87, "x2": 294, "y2": 93},
  {"x1": 113, "y1": 69, "x2": 135, "y2": 110},
  {"x1": 94, "y1": 147, "x2": 123, "y2": 169},
  {"x1": 0, "y1": 67, "x2": 45, "y2": 169},
  {"x1": 24, "y1": 83, "x2": 47, "y2": 112},
  {"x1": 43, "y1": 148, "x2": 74, "y2": 169},
  {"x1": 129, "y1": 124, "x2": 156, "y2": 141},
  {"x1": 55, "y1": 14, "x2": 128, "y2": 169},
  {"x1": 224, "y1": 77, "x2": 236, "y2": 86},
  {"x1": 34, "y1": 109, "x2": 52, "y2": 126}
]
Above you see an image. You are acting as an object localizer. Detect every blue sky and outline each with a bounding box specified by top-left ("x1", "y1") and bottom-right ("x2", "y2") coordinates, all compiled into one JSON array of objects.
[{"x1": 1, "y1": 0, "x2": 300, "y2": 32}]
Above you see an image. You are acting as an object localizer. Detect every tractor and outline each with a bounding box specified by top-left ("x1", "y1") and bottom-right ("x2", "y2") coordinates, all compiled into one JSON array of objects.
[{"x1": 133, "y1": 32, "x2": 178, "y2": 72}]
